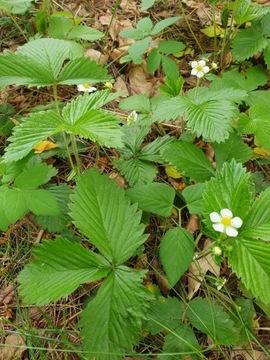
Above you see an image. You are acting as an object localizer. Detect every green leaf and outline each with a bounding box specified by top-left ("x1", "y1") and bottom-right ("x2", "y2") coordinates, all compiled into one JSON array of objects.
[
  {"x1": 210, "y1": 66, "x2": 268, "y2": 93},
  {"x1": 161, "y1": 55, "x2": 179, "y2": 78},
  {"x1": 69, "y1": 169, "x2": 148, "y2": 264},
  {"x1": 232, "y1": 0, "x2": 264, "y2": 26},
  {"x1": 162, "y1": 324, "x2": 200, "y2": 360},
  {"x1": 23, "y1": 189, "x2": 61, "y2": 216},
  {"x1": 80, "y1": 266, "x2": 152, "y2": 360},
  {"x1": 62, "y1": 90, "x2": 120, "y2": 122},
  {"x1": 117, "y1": 124, "x2": 150, "y2": 158},
  {"x1": 141, "y1": 0, "x2": 157, "y2": 10},
  {"x1": 230, "y1": 298, "x2": 256, "y2": 345},
  {"x1": 48, "y1": 16, "x2": 73, "y2": 39},
  {"x1": 263, "y1": 42, "x2": 270, "y2": 70},
  {"x1": 213, "y1": 131, "x2": 252, "y2": 169},
  {"x1": 114, "y1": 158, "x2": 158, "y2": 187},
  {"x1": 3, "y1": 111, "x2": 64, "y2": 163},
  {"x1": 119, "y1": 94, "x2": 151, "y2": 114},
  {"x1": 161, "y1": 141, "x2": 215, "y2": 182},
  {"x1": 35, "y1": 184, "x2": 72, "y2": 233},
  {"x1": 18, "y1": 237, "x2": 110, "y2": 305},
  {"x1": 248, "y1": 104, "x2": 270, "y2": 151},
  {"x1": 147, "y1": 297, "x2": 185, "y2": 335},
  {"x1": 186, "y1": 99, "x2": 235, "y2": 142},
  {"x1": 1, "y1": 186, "x2": 27, "y2": 224},
  {"x1": 66, "y1": 109, "x2": 123, "y2": 148},
  {"x1": 139, "y1": 135, "x2": 175, "y2": 162},
  {"x1": 203, "y1": 160, "x2": 252, "y2": 226},
  {"x1": 57, "y1": 57, "x2": 111, "y2": 85},
  {"x1": 158, "y1": 41, "x2": 185, "y2": 54},
  {"x1": 151, "y1": 16, "x2": 181, "y2": 36},
  {"x1": 0, "y1": 0, "x2": 37, "y2": 14},
  {"x1": 227, "y1": 238, "x2": 270, "y2": 304},
  {"x1": 137, "y1": 17, "x2": 153, "y2": 32},
  {"x1": 128, "y1": 37, "x2": 151, "y2": 63},
  {"x1": 187, "y1": 298, "x2": 239, "y2": 345},
  {"x1": 126, "y1": 183, "x2": 175, "y2": 217},
  {"x1": 182, "y1": 183, "x2": 206, "y2": 214},
  {"x1": 152, "y1": 96, "x2": 189, "y2": 122},
  {"x1": 17, "y1": 38, "x2": 82, "y2": 82},
  {"x1": 14, "y1": 163, "x2": 57, "y2": 189},
  {"x1": 231, "y1": 28, "x2": 268, "y2": 61},
  {"x1": 67, "y1": 25, "x2": 103, "y2": 41},
  {"x1": 147, "y1": 49, "x2": 162, "y2": 74},
  {"x1": 241, "y1": 187, "x2": 270, "y2": 241},
  {"x1": 160, "y1": 227, "x2": 195, "y2": 287}
]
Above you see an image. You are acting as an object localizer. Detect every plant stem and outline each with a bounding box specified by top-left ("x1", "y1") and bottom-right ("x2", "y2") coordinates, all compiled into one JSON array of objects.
[
  {"x1": 70, "y1": 133, "x2": 82, "y2": 174},
  {"x1": 8, "y1": 12, "x2": 28, "y2": 42},
  {"x1": 177, "y1": 0, "x2": 204, "y2": 54},
  {"x1": 94, "y1": 142, "x2": 100, "y2": 167},
  {"x1": 52, "y1": 83, "x2": 75, "y2": 170}
]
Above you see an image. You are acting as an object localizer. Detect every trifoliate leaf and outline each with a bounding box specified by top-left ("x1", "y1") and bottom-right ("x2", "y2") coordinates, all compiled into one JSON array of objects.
[
  {"x1": 187, "y1": 298, "x2": 239, "y2": 345},
  {"x1": 161, "y1": 141, "x2": 215, "y2": 182},
  {"x1": 126, "y1": 183, "x2": 175, "y2": 217},
  {"x1": 1, "y1": 186, "x2": 27, "y2": 224},
  {"x1": 69, "y1": 168, "x2": 148, "y2": 265},
  {"x1": 227, "y1": 237, "x2": 270, "y2": 304},
  {"x1": 139, "y1": 135, "x2": 175, "y2": 162},
  {"x1": 119, "y1": 94, "x2": 151, "y2": 114},
  {"x1": 80, "y1": 266, "x2": 152, "y2": 360},
  {"x1": 151, "y1": 16, "x2": 181, "y2": 36},
  {"x1": 152, "y1": 96, "x2": 189, "y2": 123},
  {"x1": 160, "y1": 227, "x2": 195, "y2": 287},
  {"x1": 18, "y1": 237, "x2": 110, "y2": 305}
]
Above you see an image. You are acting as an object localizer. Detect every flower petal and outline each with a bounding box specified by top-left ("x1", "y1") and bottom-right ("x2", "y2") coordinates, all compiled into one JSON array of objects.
[
  {"x1": 220, "y1": 209, "x2": 233, "y2": 218},
  {"x1": 191, "y1": 61, "x2": 198, "y2": 68},
  {"x1": 191, "y1": 68, "x2": 198, "y2": 75},
  {"x1": 225, "y1": 226, "x2": 238, "y2": 237},
  {"x1": 196, "y1": 71, "x2": 204, "y2": 78},
  {"x1": 213, "y1": 223, "x2": 225, "y2": 233},
  {"x1": 203, "y1": 66, "x2": 210, "y2": 74},
  {"x1": 210, "y1": 212, "x2": 221, "y2": 223},
  {"x1": 231, "y1": 217, "x2": 243, "y2": 229},
  {"x1": 198, "y1": 60, "x2": 206, "y2": 67}
]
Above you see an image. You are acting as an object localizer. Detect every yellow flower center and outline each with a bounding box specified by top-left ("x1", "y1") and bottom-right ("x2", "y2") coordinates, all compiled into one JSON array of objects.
[
  {"x1": 221, "y1": 217, "x2": 232, "y2": 226},
  {"x1": 196, "y1": 65, "x2": 203, "y2": 71},
  {"x1": 83, "y1": 83, "x2": 90, "y2": 89}
]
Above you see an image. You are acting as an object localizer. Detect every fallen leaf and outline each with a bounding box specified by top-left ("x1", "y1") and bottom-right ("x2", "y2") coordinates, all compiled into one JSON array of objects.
[
  {"x1": 129, "y1": 66, "x2": 153, "y2": 96},
  {"x1": 84, "y1": 48, "x2": 108, "y2": 65},
  {"x1": 0, "y1": 334, "x2": 27, "y2": 360},
  {"x1": 34, "y1": 140, "x2": 58, "y2": 154},
  {"x1": 114, "y1": 75, "x2": 129, "y2": 97},
  {"x1": 188, "y1": 238, "x2": 220, "y2": 299}
]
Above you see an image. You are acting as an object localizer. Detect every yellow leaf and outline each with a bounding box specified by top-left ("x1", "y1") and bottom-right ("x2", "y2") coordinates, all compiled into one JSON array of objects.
[
  {"x1": 165, "y1": 165, "x2": 181, "y2": 179},
  {"x1": 34, "y1": 140, "x2": 58, "y2": 154},
  {"x1": 201, "y1": 25, "x2": 224, "y2": 38},
  {"x1": 253, "y1": 147, "x2": 270, "y2": 158}
]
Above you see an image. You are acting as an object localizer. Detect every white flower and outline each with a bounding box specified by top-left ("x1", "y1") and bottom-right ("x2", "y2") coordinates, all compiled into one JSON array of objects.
[
  {"x1": 191, "y1": 60, "x2": 210, "y2": 78},
  {"x1": 77, "y1": 83, "x2": 97, "y2": 92},
  {"x1": 210, "y1": 209, "x2": 243, "y2": 237},
  {"x1": 127, "y1": 110, "x2": 138, "y2": 125}
]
